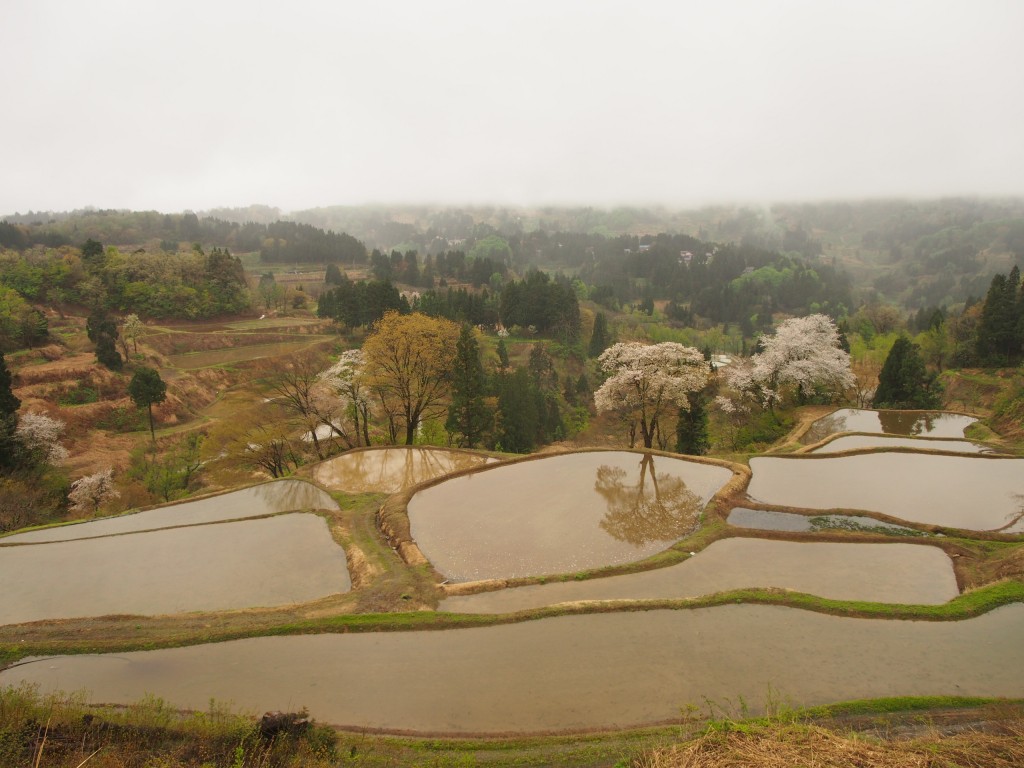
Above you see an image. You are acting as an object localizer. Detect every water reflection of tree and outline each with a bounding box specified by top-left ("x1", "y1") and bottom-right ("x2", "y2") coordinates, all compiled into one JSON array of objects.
[
  {"x1": 803, "y1": 413, "x2": 847, "y2": 444},
  {"x1": 594, "y1": 454, "x2": 703, "y2": 546},
  {"x1": 878, "y1": 410, "x2": 933, "y2": 436}
]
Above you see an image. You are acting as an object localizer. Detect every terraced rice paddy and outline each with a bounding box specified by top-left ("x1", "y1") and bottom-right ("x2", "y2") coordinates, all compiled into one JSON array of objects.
[
  {"x1": 727, "y1": 507, "x2": 924, "y2": 535},
  {"x1": 407, "y1": 451, "x2": 734, "y2": 580},
  {"x1": 5, "y1": 605, "x2": 1023, "y2": 733},
  {"x1": 439, "y1": 539, "x2": 958, "y2": 613},
  {"x1": 313, "y1": 447, "x2": 497, "y2": 494},
  {"x1": 801, "y1": 409, "x2": 976, "y2": 444},
  {"x1": 810, "y1": 434, "x2": 992, "y2": 454},
  {"x1": 0, "y1": 514, "x2": 350, "y2": 623},
  {"x1": 1, "y1": 435, "x2": 1020, "y2": 736},
  {"x1": 748, "y1": 453, "x2": 1024, "y2": 531},
  {"x1": 1, "y1": 479, "x2": 338, "y2": 544}
]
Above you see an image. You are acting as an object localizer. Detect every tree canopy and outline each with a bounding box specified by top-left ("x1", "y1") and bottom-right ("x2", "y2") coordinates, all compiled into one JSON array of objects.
[
  {"x1": 128, "y1": 366, "x2": 167, "y2": 440},
  {"x1": 594, "y1": 342, "x2": 710, "y2": 449},
  {"x1": 362, "y1": 312, "x2": 460, "y2": 445}
]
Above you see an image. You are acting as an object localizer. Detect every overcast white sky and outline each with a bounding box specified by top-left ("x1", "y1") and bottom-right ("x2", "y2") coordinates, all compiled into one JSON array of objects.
[{"x1": 2, "y1": 0, "x2": 1023, "y2": 214}]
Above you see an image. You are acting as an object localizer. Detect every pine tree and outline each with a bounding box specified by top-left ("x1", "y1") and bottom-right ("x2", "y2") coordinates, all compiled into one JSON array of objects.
[
  {"x1": 873, "y1": 336, "x2": 941, "y2": 409},
  {"x1": 445, "y1": 325, "x2": 492, "y2": 448},
  {"x1": 0, "y1": 351, "x2": 21, "y2": 470},
  {"x1": 976, "y1": 267, "x2": 1021, "y2": 365},
  {"x1": 129, "y1": 366, "x2": 167, "y2": 441},
  {"x1": 675, "y1": 392, "x2": 709, "y2": 455},
  {"x1": 588, "y1": 312, "x2": 610, "y2": 358},
  {"x1": 0, "y1": 351, "x2": 19, "y2": 419}
]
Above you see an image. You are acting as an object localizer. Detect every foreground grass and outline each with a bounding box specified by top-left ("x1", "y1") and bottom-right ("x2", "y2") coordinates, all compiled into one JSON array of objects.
[{"x1": 2, "y1": 685, "x2": 1021, "y2": 768}]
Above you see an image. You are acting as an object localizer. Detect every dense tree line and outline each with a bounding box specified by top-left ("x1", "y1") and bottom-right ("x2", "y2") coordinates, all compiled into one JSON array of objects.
[
  {"x1": 0, "y1": 240, "x2": 252, "y2": 336},
  {"x1": 259, "y1": 221, "x2": 366, "y2": 264},
  {"x1": 499, "y1": 271, "x2": 581, "y2": 342},
  {"x1": 316, "y1": 275, "x2": 407, "y2": 327}
]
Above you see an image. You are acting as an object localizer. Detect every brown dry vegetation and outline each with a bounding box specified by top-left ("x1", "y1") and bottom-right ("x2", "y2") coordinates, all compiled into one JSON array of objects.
[{"x1": 637, "y1": 715, "x2": 1024, "y2": 768}]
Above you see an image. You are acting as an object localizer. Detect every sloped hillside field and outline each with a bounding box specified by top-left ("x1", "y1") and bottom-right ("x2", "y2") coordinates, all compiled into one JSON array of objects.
[{"x1": 407, "y1": 451, "x2": 734, "y2": 581}]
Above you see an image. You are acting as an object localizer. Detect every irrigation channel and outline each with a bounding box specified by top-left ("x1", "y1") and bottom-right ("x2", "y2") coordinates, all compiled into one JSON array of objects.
[{"x1": 1, "y1": 427, "x2": 1023, "y2": 735}]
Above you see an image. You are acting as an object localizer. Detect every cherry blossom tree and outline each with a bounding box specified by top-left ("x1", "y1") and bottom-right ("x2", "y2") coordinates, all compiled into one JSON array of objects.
[
  {"x1": 68, "y1": 468, "x2": 120, "y2": 515},
  {"x1": 725, "y1": 314, "x2": 854, "y2": 412},
  {"x1": 319, "y1": 349, "x2": 372, "y2": 447},
  {"x1": 15, "y1": 412, "x2": 69, "y2": 464},
  {"x1": 594, "y1": 342, "x2": 711, "y2": 449}
]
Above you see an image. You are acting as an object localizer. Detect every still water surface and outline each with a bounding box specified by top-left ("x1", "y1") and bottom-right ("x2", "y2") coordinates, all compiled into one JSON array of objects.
[
  {"x1": 802, "y1": 409, "x2": 976, "y2": 444},
  {"x1": 1, "y1": 480, "x2": 338, "y2": 544},
  {"x1": 440, "y1": 538, "x2": 958, "y2": 613},
  {"x1": 727, "y1": 507, "x2": 923, "y2": 535},
  {"x1": 811, "y1": 435, "x2": 991, "y2": 454},
  {"x1": 313, "y1": 447, "x2": 495, "y2": 494},
  {"x1": 0, "y1": 513, "x2": 350, "y2": 624},
  {"x1": 408, "y1": 452, "x2": 733, "y2": 580},
  {"x1": 748, "y1": 453, "x2": 1024, "y2": 531},
  {"x1": 5, "y1": 605, "x2": 1022, "y2": 733}
]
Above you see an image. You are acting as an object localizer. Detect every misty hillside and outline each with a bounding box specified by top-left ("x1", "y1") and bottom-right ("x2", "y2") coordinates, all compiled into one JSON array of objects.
[{"x1": 4, "y1": 198, "x2": 1023, "y2": 310}]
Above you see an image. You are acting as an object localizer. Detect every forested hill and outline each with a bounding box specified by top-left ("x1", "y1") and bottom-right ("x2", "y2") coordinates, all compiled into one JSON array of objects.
[
  {"x1": 284, "y1": 199, "x2": 1024, "y2": 310},
  {"x1": 0, "y1": 211, "x2": 366, "y2": 265},
  {"x1": 5, "y1": 198, "x2": 1023, "y2": 311}
]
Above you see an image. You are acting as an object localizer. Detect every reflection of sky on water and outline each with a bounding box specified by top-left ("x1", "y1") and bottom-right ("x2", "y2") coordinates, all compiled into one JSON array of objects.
[
  {"x1": 749, "y1": 454, "x2": 1024, "y2": 531},
  {"x1": 408, "y1": 452, "x2": 732, "y2": 581},
  {"x1": 0, "y1": 513, "x2": 350, "y2": 623},
  {"x1": 313, "y1": 448, "x2": 495, "y2": 494},
  {"x1": 2, "y1": 480, "x2": 338, "y2": 544},
  {"x1": 811, "y1": 435, "x2": 991, "y2": 455},
  {"x1": 801, "y1": 409, "x2": 976, "y2": 444}
]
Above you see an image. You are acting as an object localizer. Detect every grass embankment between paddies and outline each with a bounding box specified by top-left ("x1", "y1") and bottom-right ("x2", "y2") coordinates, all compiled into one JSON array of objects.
[
  {"x1": 1, "y1": 684, "x2": 1021, "y2": 768},
  {"x1": 2, "y1": 577, "x2": 1022, "y2": 667}
]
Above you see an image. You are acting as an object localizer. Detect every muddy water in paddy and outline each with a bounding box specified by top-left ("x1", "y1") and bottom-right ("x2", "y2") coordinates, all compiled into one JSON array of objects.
[
  {"x1": 313, "y1": 447, "x2": 496, "y2": 494},
  {"x1": 440, "y1": 539, "x2": 958, "y2": 613},
  {"x1": 748, "y1": 453, "x2": 1024, "y2": 531},
  {"x1": 1, "y1": 480, "x2": 337, "y2": 544},
  {"x1": 408, "y1": 452, "x2": 733, "y2": 581},
  {"x1": 727, "y1": 507, "x2": 922, "y2": 535},
  {"x1": 0, "y1": 514, "x2": 350, "y2": 624},
  {"x1": 811, "y1": 434, "x2": 991, "y2": 454},
  {"x1": 5, "y1": 605, "x2": 1023, "y2": 734},
  {"x1": 801, "y1": 409, "x2": 976, "y2": 444}
]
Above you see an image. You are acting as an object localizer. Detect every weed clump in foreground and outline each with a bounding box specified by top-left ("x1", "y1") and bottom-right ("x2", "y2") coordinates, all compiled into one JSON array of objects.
[
  {"x1": 634, "y1": 716, "x2": 1024, "y2": 768},
  {"x1": 0, "y1": 684, "x2": 337, "y2": 768}
]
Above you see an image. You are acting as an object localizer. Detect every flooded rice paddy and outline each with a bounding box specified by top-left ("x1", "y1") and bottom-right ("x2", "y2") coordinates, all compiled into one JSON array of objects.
[
  {"x1": 748, "y1": 453, "x2": 1024, "y2": 531},
  {"x1": 5, "y1": 604, "x2": 1022, "y2": 734},
  {"x1": 727, "y1": 507, "x2": 925, "y2": 535},
  {"x1": 2, "y1": 480, "x2": 338, "y2": 544},
  {"x1": 801, "y1": 409, "x2": 976, "y2": 444},
  {"x1": 407, "y1": 451, "x2": 733, "y2": 580},
  {"x1": 313, "y1": 447, "x2": 496, "y2": 494},
  {"x1": 440, "y1": 538, "x2": 957, "y2": 613},
  {"x1": 0, "y1": 514, "x2": 350, "y2": 624},
  {"x1": 810, "y1": 434, "x2": 991, "y2": 454}
]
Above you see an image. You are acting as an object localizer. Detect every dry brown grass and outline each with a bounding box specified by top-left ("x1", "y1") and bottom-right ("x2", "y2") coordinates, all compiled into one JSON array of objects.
[{"x1": 637, "y1": 718, "x2": 1024, "y2": 768}]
